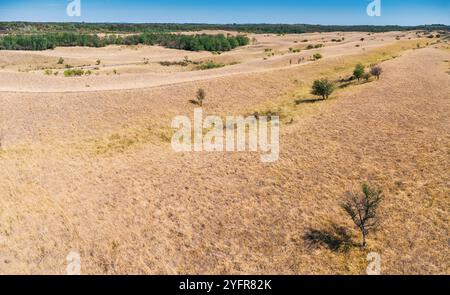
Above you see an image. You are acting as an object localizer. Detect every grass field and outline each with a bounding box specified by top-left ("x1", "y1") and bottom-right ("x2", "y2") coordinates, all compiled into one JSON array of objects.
[{"x1": 0, "y1": 29, "x2": 448, "y2": 274}]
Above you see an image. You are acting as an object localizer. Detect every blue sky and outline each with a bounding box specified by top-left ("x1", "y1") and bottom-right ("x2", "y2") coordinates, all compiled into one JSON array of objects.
[{"x1": 0, "y1": 0, "x2": 448, "y2": 25}]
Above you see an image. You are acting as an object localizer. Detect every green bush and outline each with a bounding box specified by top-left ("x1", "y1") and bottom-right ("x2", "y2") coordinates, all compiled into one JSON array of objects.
[
  {"x1": 57, "y1": 57, "x2": 64, "y2": 64},
  {"x1": 313, "y1": 53, "x2": 323, "y2": 60},
  {"x1": 311, "y1": 78, "x2": 335, "y2": 100},
  {"x1": 353, "y1": 63, "x2": 365, "y2": 81},
  {"x1": 64, "y1": 69, "x2": 84, "y2": 77},
  {"x1": 197, "y1": 61, "x2": 225, "y2": 70}
]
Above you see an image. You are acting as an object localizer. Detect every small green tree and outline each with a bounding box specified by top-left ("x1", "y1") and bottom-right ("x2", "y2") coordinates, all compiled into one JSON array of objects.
[
  {"x1": 57, "y1": 57, "x2": 64, "y2": 64},
  {"x1": 341, "y1": 184, "x2": 383, "y2": 247},
  {"x1": 196, "y1": 88, "x2": 206, "y2": 106},
  {"x1": 353, "y1": 63, "x2": 365, "y2": 81},
  {"x1": 311, "y1": 78, "x2": 335, "y2": 100}
]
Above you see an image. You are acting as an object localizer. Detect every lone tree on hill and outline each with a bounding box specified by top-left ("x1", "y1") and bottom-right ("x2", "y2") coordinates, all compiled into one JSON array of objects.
[
  {"x1": 311, "y1": 78, "x2": 335, "y2": 100},
  {"x1": 341, "y1": 184, "x2": 383, "y2": 247}
]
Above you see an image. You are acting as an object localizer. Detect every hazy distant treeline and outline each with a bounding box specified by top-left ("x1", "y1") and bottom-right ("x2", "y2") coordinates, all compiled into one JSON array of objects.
[
  {"x1": 1, "y1": 22, "x2": 448, "y2": 35},
  {"x1": 0, "y1": 32, "x2": 250, "y2": 51}
]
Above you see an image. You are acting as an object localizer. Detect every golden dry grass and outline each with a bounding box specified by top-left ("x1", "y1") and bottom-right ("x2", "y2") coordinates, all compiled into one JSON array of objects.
[{"x1": 0, "y1": 32, "x2": 448, "y2": 274}]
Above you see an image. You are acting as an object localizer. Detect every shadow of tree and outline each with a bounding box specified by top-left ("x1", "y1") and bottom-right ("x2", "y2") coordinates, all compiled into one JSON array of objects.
[
  {"x1": 303, "y1": 223, "x2": 357, "y2": 253},
  {"x1": 295, "y1": 98, "x2": 324, "y2": 105}
]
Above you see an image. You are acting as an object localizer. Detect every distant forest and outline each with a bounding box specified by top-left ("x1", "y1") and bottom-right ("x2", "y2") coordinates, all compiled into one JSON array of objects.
[
  {"x1": 0, "y1": 22, "x2": 447, "y2": 51},
  {"x1": 0, "y1": 32, "x2": 250, "y2": 51},
  {"x1": 0, "y1": 22, "x2": 448, "y2": 34}
]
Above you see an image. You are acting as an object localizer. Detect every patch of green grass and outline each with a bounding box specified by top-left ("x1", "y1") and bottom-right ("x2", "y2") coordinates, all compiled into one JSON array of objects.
[
  {"x1": 64, "y1": 69, "x2": 85, "y2": 77},
  {"x1": 197, "y1": 61, "x2": 225, "y2": 70}
]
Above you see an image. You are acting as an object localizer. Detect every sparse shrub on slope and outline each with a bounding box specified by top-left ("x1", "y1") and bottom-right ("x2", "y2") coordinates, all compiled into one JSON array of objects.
[
  {"x1": 311, "y1": 78, "x2": 335, "y2": 100},
  {"x1": 197, "y1": 61, "x2": 225, "y2": 70},
  {"x1": 313, "y1": 53, "x2": 323, "y2": 60}
]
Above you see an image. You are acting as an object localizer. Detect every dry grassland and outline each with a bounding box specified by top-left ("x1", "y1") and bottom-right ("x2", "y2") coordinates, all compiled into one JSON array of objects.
[{"x1": 0, "y1": 31, "x2": 448, "y2": 274}]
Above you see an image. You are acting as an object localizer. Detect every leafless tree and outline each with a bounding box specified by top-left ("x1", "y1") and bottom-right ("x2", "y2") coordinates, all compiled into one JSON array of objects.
[
  {"x1": 196, "y1": 88, "x2": 206, "y2": 107},
  {"x1": 370, "y1": 65, "x2": 382, "y2": 79},
  {"x1": 341, "y1": 184, "x2": 383, "y2": 247}
]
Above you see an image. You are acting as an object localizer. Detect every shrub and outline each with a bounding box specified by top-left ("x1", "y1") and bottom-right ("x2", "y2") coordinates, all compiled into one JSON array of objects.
[
  {"x1": 57, "y1": 57, "x2": 64, "y2": 64},
  {"x1": 353, "y1": 63, "x2": 365, "y2": 81},
  {"x1": 96, "y1": 59, "x2": 101, "y2": 65},
  {"x1": 160, "y1": 60, "x2": 189, "y2": 67},
  {"x1": 370, "y1": 65, "x2": 382, "y2": 79},
  {"x1": 313, "y1": 53, "x2": 322, "y2": 60},
  {"x1": 341, "y1": 184, "x2": 383, "y2": 247},
  {"x1": 197, "y1": 61, "x2": 225, "y2": 70},
  {"x1": 44, "y1": 69, "x2": 53, "y2": 75},
  {"x1": 196, "y1": 88, "x2": 206, "y2": 106},
  {"x1": 64, "y1": 69, "x2": 84, "y2": 77},
  {"x1": 311, "y1": 78, "x2": 335, "y2": 100}
]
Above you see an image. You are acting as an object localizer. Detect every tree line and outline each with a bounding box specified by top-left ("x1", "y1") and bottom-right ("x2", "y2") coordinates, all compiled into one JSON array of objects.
[
  {"x1": 0, "y1": 32, "x2": 250, "y2": 51},
  {"x1": 1, "y1": 22, "x2": 448, "y2": 35}
]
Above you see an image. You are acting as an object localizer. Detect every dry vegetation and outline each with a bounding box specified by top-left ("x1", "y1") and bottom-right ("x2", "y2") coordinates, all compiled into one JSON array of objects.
[{"x1": 0, "y1": 30, "x2": 448, "y2": 274}]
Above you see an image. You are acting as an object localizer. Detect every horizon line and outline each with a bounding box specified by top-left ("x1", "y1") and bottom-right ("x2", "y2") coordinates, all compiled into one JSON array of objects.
[{"x1": 1, "y1": 21, "x2": 449, "y2": 27}]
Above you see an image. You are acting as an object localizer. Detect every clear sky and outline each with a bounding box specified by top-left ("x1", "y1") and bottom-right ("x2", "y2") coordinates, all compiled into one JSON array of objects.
[{"x1": 0, "y1": 0, "x2": 448, "y2": 25}]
